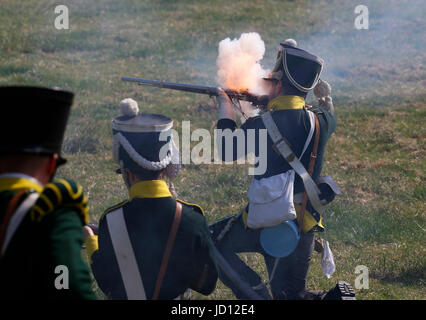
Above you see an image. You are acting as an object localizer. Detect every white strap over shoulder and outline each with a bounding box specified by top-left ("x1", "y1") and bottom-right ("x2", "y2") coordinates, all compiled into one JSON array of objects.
[
  {"x1": 106, "y1": 207, "x2": 147, "y2": 300},
  {"x1": 261, "y1": 111, "x2": 325, "y2": 214},
  {"x1": 1, "y1": 192, "x2": 39, "y2": 256},
  {"x1": 301, "y1": 110, "x2": 315, "y2": 158}
]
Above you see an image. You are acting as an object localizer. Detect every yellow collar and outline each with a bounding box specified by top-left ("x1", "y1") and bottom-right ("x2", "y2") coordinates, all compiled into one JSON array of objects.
[
  {"x1": 129, "y1": 180, "x2": 172, "y2": 200},
  {"x1": 0, "y1": 174, "x2": 43, "y2": 193},
  {"x1": 267, "y1": 95, "x2": 305, "y2": 111}
]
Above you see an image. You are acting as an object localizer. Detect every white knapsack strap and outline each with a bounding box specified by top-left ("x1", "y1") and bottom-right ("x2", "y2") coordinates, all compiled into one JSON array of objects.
[
  {"x1": 300, "y1": 111, "x2": 315, "y2": 158},
  {"x1": 1, "y1": 192, "x2": 39, "y2": 257},
  {"x1": 106, "y1": 207, "x2": 147, "y2": 300},
  {"x1": 261, "y1": 111, "x2": 325, "y2": 214}
]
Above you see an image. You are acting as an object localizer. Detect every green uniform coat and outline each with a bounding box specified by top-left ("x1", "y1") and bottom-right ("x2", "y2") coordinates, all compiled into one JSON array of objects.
[{"x1": 0, "y1": 174, "x2": 96, "y2": 299}]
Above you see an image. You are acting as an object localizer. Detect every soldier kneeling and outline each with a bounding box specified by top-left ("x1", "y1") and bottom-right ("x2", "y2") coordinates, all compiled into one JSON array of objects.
[{"x1": 83, "y1": 98, "x2": 218, "y2": 300}]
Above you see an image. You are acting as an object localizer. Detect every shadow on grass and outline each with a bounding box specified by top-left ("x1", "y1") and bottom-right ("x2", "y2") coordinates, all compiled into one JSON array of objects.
[{"x1": 370, "y1": 261, "x2": 426, "y2": 287}]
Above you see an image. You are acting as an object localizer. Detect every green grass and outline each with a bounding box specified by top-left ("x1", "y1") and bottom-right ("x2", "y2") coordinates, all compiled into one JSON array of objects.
[{"x1": 0, "y1": 0, "x2": 425, "y2": 300}]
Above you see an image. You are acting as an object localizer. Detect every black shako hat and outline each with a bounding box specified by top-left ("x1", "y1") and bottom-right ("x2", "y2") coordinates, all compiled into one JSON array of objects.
[
  {"x1": 264, "y1": 39, "x2": 324, "y2": 93},
  {"x1": 112, "y1": 98, "x2": 175, "y2": 174},
  {"x1": 0, "y1": 86, "x2": 73, "y2": 166}
]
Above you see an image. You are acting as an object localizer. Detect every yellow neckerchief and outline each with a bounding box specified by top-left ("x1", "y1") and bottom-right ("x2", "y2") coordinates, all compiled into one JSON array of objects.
[
  {"x1": 267, "y1": 95, "x2": 305, "y2": 111},
  {"x1": 0, "y1": 174, "x2": 43, "y2": 194},
  {"x1": 128, "y1": 180, "x2": 207, "y2": 216},
  {"x1": 129, "y1": 180, "x2": 172, "y2": 200}
]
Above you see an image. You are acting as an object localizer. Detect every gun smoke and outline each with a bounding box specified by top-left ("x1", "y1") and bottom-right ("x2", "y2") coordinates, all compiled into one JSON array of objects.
[
  {"x1": 216, "y1": 32, "x2": 271, "y2": 119},
  {"x1": 216, "y1": 32, "x2": 270, "y2": 95}
]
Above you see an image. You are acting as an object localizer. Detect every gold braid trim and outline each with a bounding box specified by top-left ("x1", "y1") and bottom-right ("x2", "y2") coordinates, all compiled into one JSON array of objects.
[{"x1": 30, "y1": 179, "x2": 89, "y2": 225}]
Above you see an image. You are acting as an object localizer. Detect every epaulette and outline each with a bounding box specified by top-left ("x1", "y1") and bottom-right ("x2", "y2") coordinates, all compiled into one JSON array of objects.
[
  {"x1": 30, "y1": 178, "x2": 89, "y2": 225},
  {"x1": 100, "y1": 200, "x2": 129, "y2": 221},
  {"x1": 176, "y1": 199, "x2": 205, "y2": 216}
]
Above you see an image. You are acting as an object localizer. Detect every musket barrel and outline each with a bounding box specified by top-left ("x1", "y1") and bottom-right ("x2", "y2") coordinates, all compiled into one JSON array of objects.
[
  {"x1": 121, "y1": 76, "x2": 269, "y2": 108},
  {"x1": 122, "y1": 77, "x2": 219, "y2": 96}
]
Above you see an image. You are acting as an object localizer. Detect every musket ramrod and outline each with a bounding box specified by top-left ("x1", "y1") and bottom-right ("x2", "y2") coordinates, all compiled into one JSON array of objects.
[{"x1": 121, "y1": 77, "x2": 269, "y2": 109}]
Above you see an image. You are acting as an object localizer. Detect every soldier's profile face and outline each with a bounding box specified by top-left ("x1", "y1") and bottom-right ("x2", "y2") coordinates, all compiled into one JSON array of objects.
[{"x1": 263, "y1": 79, "x2": 280, "y2": 99}]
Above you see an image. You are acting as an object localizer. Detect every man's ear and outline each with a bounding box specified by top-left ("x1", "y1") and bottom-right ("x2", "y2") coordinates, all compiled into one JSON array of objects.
[
  {"x1": 47, "y1": 154, "x2": 58, "y2": 176},
  {"x1": 126, "y1": 168, "x2": 136, "y2": 186}
]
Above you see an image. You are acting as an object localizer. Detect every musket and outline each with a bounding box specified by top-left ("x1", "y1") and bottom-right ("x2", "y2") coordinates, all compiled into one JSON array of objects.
[{"x1": 121, "y1": 77, "x2": 269, "y2": 109}]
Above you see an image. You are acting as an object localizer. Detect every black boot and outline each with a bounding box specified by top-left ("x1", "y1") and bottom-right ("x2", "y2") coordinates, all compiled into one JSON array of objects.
[
  {"x1": 302, "y1": 289, "x2": 328, "y2": 300},
  {"x1": 323, "y1": 281, "x2": 356, "y2": 300},
  {"x1": 278, "y1": 289, "x2": 327, "y2": 300}
]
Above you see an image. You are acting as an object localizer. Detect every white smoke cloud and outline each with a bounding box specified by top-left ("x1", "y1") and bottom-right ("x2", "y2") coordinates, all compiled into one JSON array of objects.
[{"x1": 216, "y1": 32, "x2": 270, "y2": 96}]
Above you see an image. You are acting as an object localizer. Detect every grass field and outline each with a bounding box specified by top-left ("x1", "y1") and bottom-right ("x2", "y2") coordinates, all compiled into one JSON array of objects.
[{"x1": 0, "y1": 0, "x2": 424, "y2": 300}]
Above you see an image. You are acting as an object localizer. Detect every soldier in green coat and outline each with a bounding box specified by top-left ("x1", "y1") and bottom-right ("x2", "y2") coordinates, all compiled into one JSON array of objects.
[
  {"x1": 83, "y1": 98, "x2": 218, "y2": 300},
  {"x1": 0, "y1": 86, "x2": 96, "y2": 299}
]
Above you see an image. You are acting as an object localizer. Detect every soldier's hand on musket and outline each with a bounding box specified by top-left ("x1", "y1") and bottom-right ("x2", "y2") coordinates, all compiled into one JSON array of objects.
[
  {"x1": 314, "y1": 79, "x2": 335, "y2": 115},
  {"x1": 216, "y1": 87, "x2": 236, "y2": 121}
]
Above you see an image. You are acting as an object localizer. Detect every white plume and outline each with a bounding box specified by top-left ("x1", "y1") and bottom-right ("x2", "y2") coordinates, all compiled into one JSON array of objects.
[
  {"x1": 120, "y1": 98, "x2": 139, "y2": 117},
  {"x1": 283, "y1": 38, "x2": 297, "y2": 47}
]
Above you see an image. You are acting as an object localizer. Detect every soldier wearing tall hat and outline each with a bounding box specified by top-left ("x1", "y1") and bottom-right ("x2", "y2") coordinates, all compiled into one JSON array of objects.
[
  {"x1": 210, "y1": 39, "x2": 354, "y2": 300},
  {"x1": 0, "y1": 86, "x2": 96, "y2": 299},
  {"x1": 83, "y1": 99, "x2": 218, "y2": 300}
]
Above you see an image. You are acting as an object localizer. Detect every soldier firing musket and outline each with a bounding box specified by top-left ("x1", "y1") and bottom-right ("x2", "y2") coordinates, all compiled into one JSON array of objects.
[{"x1": 208, "y1": 38, "x2": 356, "y2": 300}]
